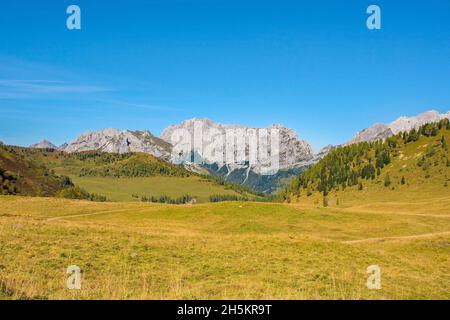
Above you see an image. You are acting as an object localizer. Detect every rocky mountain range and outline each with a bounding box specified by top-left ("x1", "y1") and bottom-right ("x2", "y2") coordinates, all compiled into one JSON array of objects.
[
  {"x1": 161, "y1": 119, "x2": 314, "y2": 192},
  {"x1": 29, "y1": 139, "x2": 58, "y2": 150},
  {"x1": 161, "y1": 118, "x2": 314, "y2": 170},
  {"x1": 161, "y1": 118, "x2": 314, "y2": 192},
  {"x1": 22, "y1": 109, "x2": 450, "y2": 193},
  {"x1": 346, "y1": 110, "x2": 450, "y2": 145},
  {"x1": 63, "y1": 128, "x2": 172, "y2": 160}
]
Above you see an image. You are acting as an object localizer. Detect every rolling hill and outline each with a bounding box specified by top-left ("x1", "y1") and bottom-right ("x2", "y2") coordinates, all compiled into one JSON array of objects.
[
  {"x1": 0, "y1": 146, "x2": 258, "y2": 203},
  {"x1": 282, "y1": 119, "x2": 450, "y2": 206},
  {"x1": 0, "y1": 145, "x2": 63, "y2": 196}
]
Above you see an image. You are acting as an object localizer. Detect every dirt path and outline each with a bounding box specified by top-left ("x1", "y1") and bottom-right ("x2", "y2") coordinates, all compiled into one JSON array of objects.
[
  {"x1": 334, "y1": 204, "x2": 450, "y2": 218},
  {"x1": 45, "y1": 208, "x2": 137, "y2": 222},
  {"x1": 346, "y1": 210, "x2": 450, "y2": 218},
  {"x1": 343, "y1": 231, "x2": 450, "y2": 244}
]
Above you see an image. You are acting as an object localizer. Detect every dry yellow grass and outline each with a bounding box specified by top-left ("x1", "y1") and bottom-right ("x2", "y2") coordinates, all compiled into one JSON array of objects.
[{"x1": 0, "y1": 195, "x2": 449, "y2": 300}]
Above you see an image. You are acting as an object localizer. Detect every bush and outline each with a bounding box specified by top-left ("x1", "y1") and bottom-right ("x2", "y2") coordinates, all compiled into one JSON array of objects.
[
  {"x1": 384, "y1": 173, "x2": 391, "y2": 187},
  {"x1": 56, "y1": 186, "x2": 107, "y2": 202},
  {"x1": 59, "y1": 175, "x2": 74, "y2": 188},
  {"x1": 141, "y1": 194, "x2": 196, "y2": 204},
  {"x1": 209, "y1": 194, "x2": 248, "y2": 203},
  {"x1": 323, "y1": 196, "x2": 328, "y2": 207}
]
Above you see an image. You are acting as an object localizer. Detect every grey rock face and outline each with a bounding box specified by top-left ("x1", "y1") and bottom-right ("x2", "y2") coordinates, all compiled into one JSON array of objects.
[
  {"x1": 161, "y1": 118, "x2": 314, "y2": 192},
  {"x1": 58, "y1": 143, "x2": 68, "y2": 151},
  {"x1": 388, "y1": 110, "x2": 449, "y2": 134},
  {"x1": 313, "y1": 144, "x2": 335, "y2": 161},
  {"x1": 318, "y1": 110, "x2": 450, "y2": 160},
  {"x1": 345, "y1": 124, "x2": 394, "y2": 146},
  {"x1": 161, "y1": 118, "x2": 314, "y2": 172},
  {"x1": 29, "y1": 139, "x2": 58, "y2": 149},
  {"x1": 346, "y1": 110, "x2": 450, "y2": 146},
  {"x1": 65, "y1": 128, "x2": 172, "y2": 159}
]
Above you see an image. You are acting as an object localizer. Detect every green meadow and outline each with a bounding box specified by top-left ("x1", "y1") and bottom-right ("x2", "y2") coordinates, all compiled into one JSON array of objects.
[
  {"x1": 1, "y1": 196, "x2": 449, "y2": 300},
  {"x1": 1, "y1": 122, "x2": 449, "y2": 300},
  {"x1": 68, "y1": 176, "x2": 240, "y2": 203}
]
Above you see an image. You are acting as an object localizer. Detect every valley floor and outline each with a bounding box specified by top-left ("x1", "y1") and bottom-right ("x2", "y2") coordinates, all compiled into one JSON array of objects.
[{"x1": 0, "y1": 196, "x2": 449, "y2": 299}]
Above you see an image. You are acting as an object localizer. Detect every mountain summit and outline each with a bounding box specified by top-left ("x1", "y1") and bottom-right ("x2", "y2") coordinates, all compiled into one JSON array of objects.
[
  {"x1": 29, "y1": 139, "x2": 58, "y2": 149},
  {"x1": 389, "y1": 110, "x2": 450, "y2": 134},
  {"x1": 64, "y1": 128, "x2": 172, "y2": 159},
  {"x1": 161, "y1": 118, "x2": 314, "y2": 171},
  {"x1": 161, "y1": 118, "x2": 314, "y2": 192},
  {"x1": 347, "y1": 110, "x2": 450, "y2": 145}
]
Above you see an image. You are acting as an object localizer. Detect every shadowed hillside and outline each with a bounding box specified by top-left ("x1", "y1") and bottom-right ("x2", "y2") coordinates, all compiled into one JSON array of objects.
[
  {"x1": 0, "y1": 146, "x2": 260, "y2": 203},
  {"x1": 0, "y1": 145, "x2": 63, "y2": 196}
]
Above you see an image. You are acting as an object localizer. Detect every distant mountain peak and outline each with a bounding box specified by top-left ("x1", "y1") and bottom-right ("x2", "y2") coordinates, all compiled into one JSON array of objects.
[
  {"x1": 29, "y1": 139, "x2": 57, "y2": 149},
  {"x1": 345, "y1": 124, "x2": 393, "y2": 146},
  {"x1": 388, "y1": 110, "x2": 448, "y2": 134},
  {"x1": 58, "y1": 143, "x2": 68, "y2": 151},
  {"x1": 64, "y1": 128, "x2": 172, "y2": 159},
  {"x1": 160, "y1": 118, "x2": 314, "y2": 172},
  {"x1": 346, "y1": 109, "x2": 450, "y2": 145}
]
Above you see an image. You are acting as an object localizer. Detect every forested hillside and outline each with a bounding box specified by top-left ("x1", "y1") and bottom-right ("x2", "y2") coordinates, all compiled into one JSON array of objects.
[
  {"x1": 0, "y1": 145, "x2": 63, "y2": 196},
  {"x1": 0, "y1": 145, "x2": 108, "y2": 201},
  {"x1": 281, "y1": 119, "x2": 450, "y2": 204},
  {"x1": 0, "y1": 146, "x2": 260, "y2": 202}
]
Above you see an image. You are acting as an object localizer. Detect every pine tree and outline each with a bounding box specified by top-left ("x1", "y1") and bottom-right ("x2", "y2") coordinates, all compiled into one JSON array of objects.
[
  {"x1": 441, "y1": 136, "x2": 448, "y2": 150},
  {"x1": 384, "y1": 173, "x2": 391, "y2": 187},
  {"x1": 323, "y1": 196, "x2": 328, "y2": 207}
]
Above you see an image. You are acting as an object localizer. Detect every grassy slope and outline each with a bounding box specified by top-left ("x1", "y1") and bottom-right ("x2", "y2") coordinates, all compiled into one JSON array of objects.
[
  {"x1": 69, "y1": 176, "x2": 239, "y2": 202},
  {"x1": 0, "y1": 196, "x2": 449, "y2": 299},
  {"x1": 293, "y1": 128, "x2": 450, "y2": 207},
  {"x1": 0, "y1": 147, "x2": 246, "y2": 203},
  {"x1": 0, "y1": 146, "x2": 62, "y2": 196},
  {"x1": 49, "y1": 152, "x2": 256, "y2": 202}
]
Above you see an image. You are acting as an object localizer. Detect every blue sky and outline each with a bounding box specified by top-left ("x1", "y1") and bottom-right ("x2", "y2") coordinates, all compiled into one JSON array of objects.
[{"x1": 0, "y1": 0, "x2": 449, "y2": 151}]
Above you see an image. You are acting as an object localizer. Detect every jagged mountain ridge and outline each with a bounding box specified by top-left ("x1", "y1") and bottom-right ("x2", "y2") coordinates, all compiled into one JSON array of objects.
[
  {"x1": 29, "y1": 139, "x2": 58, "y2": 150},
  {"x1": 58, "y1": 143, "x2": 68, "y2": 151},
  {"x1": 347, "y1": 110, "x2": 450, "y2": 145},
  {"x1": 64, "y1": 128, "x2": 172, "y2": 160},
  {"x1": 161, "y1": 118, "x2": 314, "y2": 171},
  {"x1": 160, "y1": 118, "x2": 314, "y2": 192},
  {"x1": 18, "y1": 109, "x2": 449, "y2": 194}
]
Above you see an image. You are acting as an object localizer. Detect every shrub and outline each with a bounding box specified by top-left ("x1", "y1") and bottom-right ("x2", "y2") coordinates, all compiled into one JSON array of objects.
[
  {"x1": 209, "y1": 194, "x2": 248, "y2": 203},
  {"x1": 56, "y1": 186, "x2": 107, "y2": 202},
  {"x1": 384, "y1": 173, "x2": 391, "y2": 187}
]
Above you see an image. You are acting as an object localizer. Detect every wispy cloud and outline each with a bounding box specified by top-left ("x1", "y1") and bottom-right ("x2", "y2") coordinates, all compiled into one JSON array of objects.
[
  {"x1": 93, "y1": 98, "x2": 181, "y2": 112},
  {"x1": 0, "y1": 57, "x2": 179, "y2": 114},
  {"x1": 0, "y1": 79, "x2": 109, "y2": 99}
]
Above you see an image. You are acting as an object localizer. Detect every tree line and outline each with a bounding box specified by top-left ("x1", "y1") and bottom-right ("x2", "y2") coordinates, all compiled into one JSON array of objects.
[{"x1": 282, "y1": 119, "x2": 450, "y2": 200}]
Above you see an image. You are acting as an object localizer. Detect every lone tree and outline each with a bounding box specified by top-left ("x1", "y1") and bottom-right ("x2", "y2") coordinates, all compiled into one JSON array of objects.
[
  {"x1": 323, "y1": 196, "x2": 328, "y2": 207},
  {"x1": 441, "y1": 136, "x2": 448, "y2": 150},
  {"x1": 384, "y1": 173, "x2": 391, "y2": 187}
]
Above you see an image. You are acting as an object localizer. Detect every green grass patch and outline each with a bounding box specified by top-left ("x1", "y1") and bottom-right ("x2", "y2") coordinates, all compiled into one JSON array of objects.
[{"x1": 69, "y1": 176, "x2": 241, "y2": 203}]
